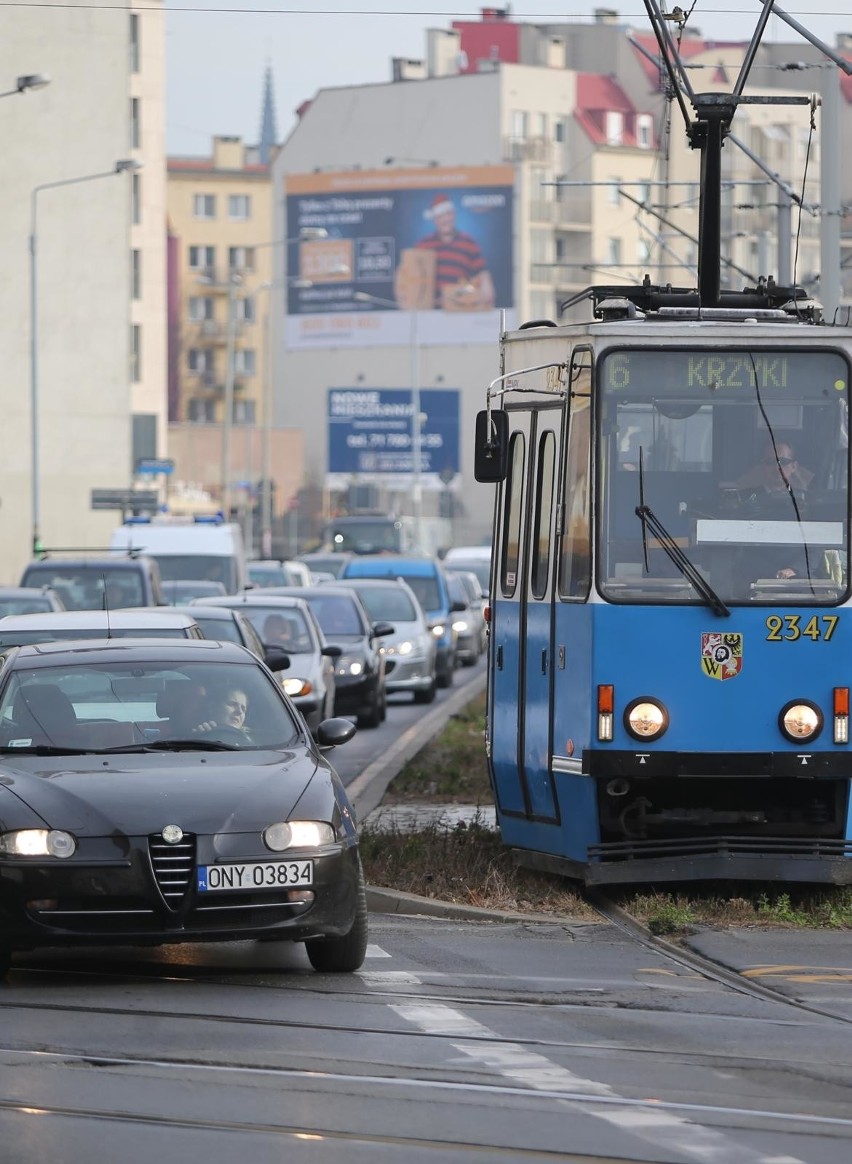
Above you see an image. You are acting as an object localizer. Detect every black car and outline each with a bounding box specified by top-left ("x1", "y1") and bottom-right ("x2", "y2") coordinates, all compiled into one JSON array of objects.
[
  {"x1": 256, "y1": 586, "x2": 394, "y2": 728},
  {"x1": 0, "y1": 639, "x2": 366, "y2": 975}
]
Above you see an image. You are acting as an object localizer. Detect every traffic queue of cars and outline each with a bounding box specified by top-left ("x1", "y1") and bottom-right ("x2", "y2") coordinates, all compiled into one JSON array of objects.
[{"x1": 0, "y1": 538, "x2": 489, "y2": 977}]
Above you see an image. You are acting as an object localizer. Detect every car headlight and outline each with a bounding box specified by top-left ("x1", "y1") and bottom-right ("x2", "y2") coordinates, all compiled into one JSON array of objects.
[
  {"x1": 452, "y1": 619, "x2": 469, "y2": 633},
  {"x1": 624, "y1": 698, "x2": 669, "y2": 740},
  {"x1": 282, "y1": 677, "x2": 313, "y2": 697},
  {"x1": 430, "y1": 623, "x2": 445, "y2": 638},
  {"x1": 337, "y1": 655, "x2": 364, "y2": 676},
  {"x1": 0, "y1": 829, "x2": 77, "y2": 858},
  {"x1": 779, "y1": 701, "x2": 823, "y2": 742},
  {"x1": 263, "y1": 821, "x2": 335, "y2": 851}
]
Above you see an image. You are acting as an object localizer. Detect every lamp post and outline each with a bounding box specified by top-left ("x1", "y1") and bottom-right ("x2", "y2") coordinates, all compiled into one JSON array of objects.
[
  {"x1": 353, "y1": 292, "x2": 422, "y2": 548},
  {"x1": 1, "y1": 73, "x2": 50, "y2": 99},
  {"x1": 29, "y1": 158, "x2": 142, "y2": 555}
]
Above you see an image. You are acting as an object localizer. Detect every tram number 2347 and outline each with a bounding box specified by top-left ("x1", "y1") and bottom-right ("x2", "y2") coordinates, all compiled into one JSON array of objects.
[{"x1": 765, "y1": 614, "x2": 838, "y2": 641}]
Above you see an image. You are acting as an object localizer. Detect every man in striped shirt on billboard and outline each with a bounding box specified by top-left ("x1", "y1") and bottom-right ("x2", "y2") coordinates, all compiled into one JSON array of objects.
[{"x1": 409, "y1": 193, "x2": 496, "y2": 312}]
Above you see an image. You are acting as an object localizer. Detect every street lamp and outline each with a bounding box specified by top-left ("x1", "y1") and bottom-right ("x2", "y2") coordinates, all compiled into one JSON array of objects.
[
  {"x1": 29, "y1": 158, "x2": 143, "y2": 554},
  {"x1": 353, "y1": 291, "x2": 422, "y2": 548},
  {"x1": 0, "y1": 74, "x2": 51, "y2": 99}
]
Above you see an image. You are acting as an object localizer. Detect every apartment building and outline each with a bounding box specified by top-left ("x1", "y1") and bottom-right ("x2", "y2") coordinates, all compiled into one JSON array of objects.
[
  {"x1": 167, "y1": 135, "x2": 303, "y2": 541},
  {"x1": 0, "y1": 0, "x2": 167, "y2": 581}
]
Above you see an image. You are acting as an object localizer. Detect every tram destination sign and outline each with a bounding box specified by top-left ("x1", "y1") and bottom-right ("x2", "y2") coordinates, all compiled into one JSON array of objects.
[{"x1": 602, "y1": 349, "x2": 849, "y2": 397}]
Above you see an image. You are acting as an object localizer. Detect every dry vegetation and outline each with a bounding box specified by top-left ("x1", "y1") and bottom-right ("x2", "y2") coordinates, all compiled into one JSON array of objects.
[{"x1": 361, "y1": 691, "x2": 852, "y2": 931}]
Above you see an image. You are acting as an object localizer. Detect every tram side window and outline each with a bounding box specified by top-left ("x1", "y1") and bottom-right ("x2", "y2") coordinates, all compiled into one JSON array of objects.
[
  {"x1": 531, "y1": 431, "x2": 556, "y2": 599},
  {"x1": 500, "y1": 433, "x2": 525, "y2": 597},
  {"x1": 558, "y1": 395, "x2": 592, "y2": 600}
]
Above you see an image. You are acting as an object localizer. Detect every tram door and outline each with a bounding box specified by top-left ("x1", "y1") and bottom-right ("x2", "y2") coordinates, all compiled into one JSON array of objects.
[{"x1": 491, "y1": 402, "x2": 563, "y2": 822}]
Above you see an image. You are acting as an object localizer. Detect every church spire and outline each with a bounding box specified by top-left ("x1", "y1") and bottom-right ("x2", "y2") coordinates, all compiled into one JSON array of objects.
[{"x1": 258, "y1": 62, "x2": 278, "y2": 165}]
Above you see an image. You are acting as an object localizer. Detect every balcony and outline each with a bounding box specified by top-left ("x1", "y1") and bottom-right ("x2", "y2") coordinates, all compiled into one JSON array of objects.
[{"x1": 503, "y1": 135, "x2": 553, "y2": 164}]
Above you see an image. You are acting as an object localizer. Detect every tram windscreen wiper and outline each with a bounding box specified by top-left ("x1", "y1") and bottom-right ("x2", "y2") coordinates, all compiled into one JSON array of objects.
[
  {"x1": 634, "y1": 503, "x2": 730, "y2": 617},
  {"x1": 633, "y1": 445, "x2": 728, "y2": 616}
]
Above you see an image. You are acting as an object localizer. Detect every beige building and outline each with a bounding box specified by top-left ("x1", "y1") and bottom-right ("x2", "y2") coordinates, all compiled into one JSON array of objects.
[
  {"x1": 0, "y1": 0, "x2": 167, "y2": 582},
  {"x1": 167, "y1": 136, "x2": 303, "y2": 548}
]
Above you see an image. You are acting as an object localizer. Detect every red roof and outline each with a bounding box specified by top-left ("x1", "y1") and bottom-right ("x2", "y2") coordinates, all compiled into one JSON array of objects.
[
  {"x1": 168, "y1": 158, "x2": 269, "y2": 175},
  {"x1": 574, "y1": 73, "x2": 653, "y2": 148},
  {"x1": 629, "y1": 31, "x2": 744, "y2": 92}
]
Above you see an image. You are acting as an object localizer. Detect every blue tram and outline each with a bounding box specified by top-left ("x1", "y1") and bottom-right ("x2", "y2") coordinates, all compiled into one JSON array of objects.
[{"x1": 475, "y1": 295, "x2": 852, "y2": 884}]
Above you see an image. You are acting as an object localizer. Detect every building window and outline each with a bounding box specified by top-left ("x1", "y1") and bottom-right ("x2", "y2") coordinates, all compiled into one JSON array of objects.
[
  {"x1": 637, "y1": 181, "x2": 652, "y2": 207},
  {"x1": 131, "y1": 172, "x2": 141, "y2": 225},
  {"x1": 188, "y1": 398, "x2": 216, "y2": 423},
  {"x1": 131, "y1": 249, "x2": 141, "y2": 300},
  {"x1": 510, "y1": 109, "x2": 528, "y2": 140},
  {"x1": 605, "y1": 111, "x2": 623, "y2": 146},
  {"x1": 130, "y1": 324, "x2": 142, "y2": 382},
  {"x1": 553, "y1": 118, "x2": 566, "y2": 144},
  {"x1": 233, "y1": 400, "x2": 256, "y2": 424},
  {"x1": 228, "y1": 246, "x2": 255, "y2": 272},
  {"x1": 533, "y1": 112, "x2": 547, "y2": 139},
  {"x1": 530, "y1": 229, "x2": 550, "y2": 263},
  {"x1": 636, "y1": 114, "x2": 653, "y2": 149},
  {"x1": 607, "y1": 237, "x2": 622, "y2": 267},
  {"x1": 193, "y1": 194, "x2": 216, "y2": 220},
  {"x1": 130, "y1": 97, "x2": 140, "y2": 150},
  {"x1": 129, "y1": 12, "x2": 140, "y2": 72},
  {"x1": 188, "y1": 245, "x2": 215, "y2": 271},
  {"x1": 228, "y1": 194, "x2": 251, "y2": 220},
  {"x1": 188, "y1": 296, "x2": 214, "y2": 321},
  {"x1": 187, "y1": 348, "x2": 211, "y2": 373},
  {"x1": 637, "y1": 238, "x2": 652, "y2": 264},
  {"x1": 235, "y1": 349, "x2": 256, "y2": 376},
  {"x1": 236, "y1": 296, "x2": 255, "y2": 323},
  {"x1": 608, "y1": 179, "x2": 621, "y2": 206}
]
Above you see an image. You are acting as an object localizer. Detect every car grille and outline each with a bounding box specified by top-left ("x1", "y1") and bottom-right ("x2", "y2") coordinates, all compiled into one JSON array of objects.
[{"x1": 149, "y1": 832, "x2": 196, "y2": 908}]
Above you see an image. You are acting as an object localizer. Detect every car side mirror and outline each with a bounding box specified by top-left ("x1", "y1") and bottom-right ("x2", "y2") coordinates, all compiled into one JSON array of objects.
[
  {"x1": 322, "y1": 644, "x2": 343, "y2": 658},
  {"x1": 316, "y1": 717, "x2": 357, "y2": 748},
  {"x1": 263, "y1": 646, "x2": 291, "y2": 672},
  {"x1": 474, "y1": 409, "x2": 508, "y2": 482},
  {"x1": 372, "y1": 621, "x2": 395, "y2": 638},
  {"x1": 450, "y1": 599, "x2": 467, "y2": 613}
]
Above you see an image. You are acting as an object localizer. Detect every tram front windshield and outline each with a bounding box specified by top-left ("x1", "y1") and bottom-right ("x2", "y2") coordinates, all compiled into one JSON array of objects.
[{"x1": 598, "y1": 347, "x2": 850, "y2": 606}]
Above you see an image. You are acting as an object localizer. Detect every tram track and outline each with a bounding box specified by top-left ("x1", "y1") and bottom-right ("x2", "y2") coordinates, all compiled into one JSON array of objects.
[{"x1": 585, "y1": 889, "x2": 852, "y2": 1026}]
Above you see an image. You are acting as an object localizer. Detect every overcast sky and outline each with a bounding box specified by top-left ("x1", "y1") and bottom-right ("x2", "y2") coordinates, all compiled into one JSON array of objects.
[{"x1": 165, "y1": 2, "x2": 852, "y2": 156}]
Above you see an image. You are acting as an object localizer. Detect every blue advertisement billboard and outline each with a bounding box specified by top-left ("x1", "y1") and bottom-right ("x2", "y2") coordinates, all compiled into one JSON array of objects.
[
  {"x1": 285, "y1": 166, "x2": 515, "y2": 349},
  {"x1": 327, "y1": 388, "x2": 460, "y2": 486}
]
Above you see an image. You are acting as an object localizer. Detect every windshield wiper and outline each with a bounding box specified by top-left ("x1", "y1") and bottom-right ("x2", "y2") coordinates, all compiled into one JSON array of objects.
[
  {"x1": 635, "y1": 503, "x2": 730, "y2": 617},
  {"x1": 141, "y1": 739, "x2": 242, "y2": 752},
  {"x1": 0, "y1": 745, "x2": 97, "y2": 756}
]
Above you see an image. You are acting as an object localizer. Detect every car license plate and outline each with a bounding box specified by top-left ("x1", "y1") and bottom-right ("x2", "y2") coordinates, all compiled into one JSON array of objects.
[{"x1": 197, "y1": 860, "x2": 313, "y2": 892}]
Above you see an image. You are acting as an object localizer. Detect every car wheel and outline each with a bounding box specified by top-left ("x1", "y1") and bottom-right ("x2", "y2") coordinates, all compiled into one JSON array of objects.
[
  {"x1": 379, "y1": 688, "x2": 388, "y2": 722},
  {"x1": 413, "y1": 679, "x2": 437, "y2": 704},
  {"x1": 436, "y1": 660, "x2": 454, "y2": 689},
  {"x1": 305, "y1": 859, "x2": 368, "y2": 973},
  {"x1": 357, "y1": 685, "x2": 382, "y2": 729}
]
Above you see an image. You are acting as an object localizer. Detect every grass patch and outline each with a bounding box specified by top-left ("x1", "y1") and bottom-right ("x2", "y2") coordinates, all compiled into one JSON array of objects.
[{"x1": 364, "y1": 689, "x2": 852, "y2": 929}]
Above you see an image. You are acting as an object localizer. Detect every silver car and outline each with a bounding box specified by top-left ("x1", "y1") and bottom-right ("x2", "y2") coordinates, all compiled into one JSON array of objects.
[
  {"x1": 0, "y1": 609, "x2": 204, "y2": 649},
  {"x1": 194, "y1": 595, "x2": 340, "y2": 733},
  {"x1": 335, "y1": 577, "x2": 438, "y2": 704}
]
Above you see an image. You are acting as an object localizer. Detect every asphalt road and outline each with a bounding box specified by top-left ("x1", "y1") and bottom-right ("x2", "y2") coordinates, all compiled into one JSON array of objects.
[{"x1": 3, "y1": 655, "x2": 852, "y2": 1162}]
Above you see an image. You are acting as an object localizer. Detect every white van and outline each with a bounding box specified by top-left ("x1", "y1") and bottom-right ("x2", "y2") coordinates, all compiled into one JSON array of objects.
[{"x1": 110, "y1": 516, "x2": 248, "y2": 594}]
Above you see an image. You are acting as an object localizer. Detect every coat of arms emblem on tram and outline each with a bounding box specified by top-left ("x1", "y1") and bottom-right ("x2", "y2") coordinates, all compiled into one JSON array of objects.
[{"x1": 701, "y1": 632, "x2": 743, "y2": 680}]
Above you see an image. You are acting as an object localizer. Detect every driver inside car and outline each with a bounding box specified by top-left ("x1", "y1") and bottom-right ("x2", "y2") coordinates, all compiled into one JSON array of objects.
[{"x1": 191, "y1": 682, "x2": 250, "y2": 737}]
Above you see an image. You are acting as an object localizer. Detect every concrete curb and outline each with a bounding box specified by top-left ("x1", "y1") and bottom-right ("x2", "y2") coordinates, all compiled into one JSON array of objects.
[
  {"x1": 349, "y1": 670, "x2": 487, "y2": 821},
  {"x1": 366, "y1": 884, "x2": 585, "y2": 925}
]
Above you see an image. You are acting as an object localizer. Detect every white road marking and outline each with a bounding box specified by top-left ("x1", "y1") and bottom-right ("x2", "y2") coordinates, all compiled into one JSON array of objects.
[
  {"x1": 364, "y1": 944, "x2": 392, "y2": 958},
  {"x1": 392, "y1": 1000, "x2": 806, "y2": 1164},
  {"x1": 357, "y1": 970, "x2": 422, "y2": 985}
]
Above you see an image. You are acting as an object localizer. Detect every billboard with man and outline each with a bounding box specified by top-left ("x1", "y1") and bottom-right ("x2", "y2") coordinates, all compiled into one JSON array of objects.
[{"x1": 284, "y1": 166, "x2": 514, "y2": 349}]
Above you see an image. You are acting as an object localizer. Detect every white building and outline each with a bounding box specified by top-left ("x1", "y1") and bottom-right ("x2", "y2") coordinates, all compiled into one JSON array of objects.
[{"x1": 0, "y1": 0, "x2": 166, "y2": 581}]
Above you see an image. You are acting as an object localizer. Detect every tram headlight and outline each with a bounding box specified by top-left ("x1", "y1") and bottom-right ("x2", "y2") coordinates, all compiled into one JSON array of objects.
[
  {"x1": 779, "y1": 700, "x2": 823, "y2": 742},
  {"x1": 624, "y1": 697, "x2": 669, "y2": 741}
]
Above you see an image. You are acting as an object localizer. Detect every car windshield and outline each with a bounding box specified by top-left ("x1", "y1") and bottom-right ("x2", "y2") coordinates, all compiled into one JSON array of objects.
[
  {"x1": 248, "y1": 564, "x2": 289, "y2": 586},
  {"x1": 0, "y1": 628, "x2": 193, "y2": 649},
  {"x1": 151, "y1": 555, "x2": 236, "y2": 591},
  {"x1": 447, "y1": 560, "x2": 490, "y2": 591},
  {"x1": 162, "y1": 580, "x2": 227, "y2": 604},
  {"x1": 304, "y1": 596, "x2": 363, "y2": 636},
  {"x1": 0, "y1": 598, "x2": 55, "y2": 616},
  {"x1": 243, "y1": 607, "x2": 314, "y2": 652},
  {"x1": 192, "y1": 616, "x2": 242, "y2": 644},
  {"x1": 20, "y1": 567, "x2": 145, "y2": 611},
  {"x1": 0, "y1": 661, "x2": 300, "y2": 752},
  {"x1": 400, "y1": 575, "x2": 440, "y2": 612},
  {"x1": 351, "y1": 587, "x2": 418, "y2": 622}
]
